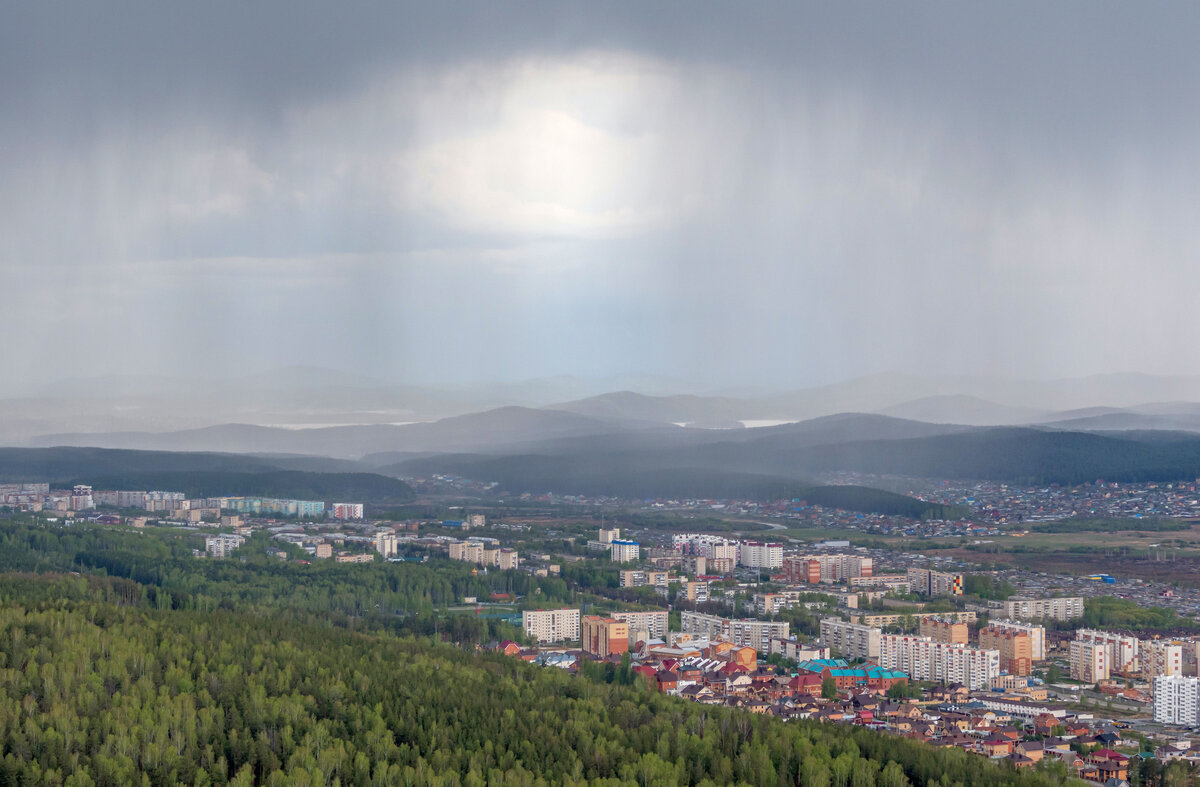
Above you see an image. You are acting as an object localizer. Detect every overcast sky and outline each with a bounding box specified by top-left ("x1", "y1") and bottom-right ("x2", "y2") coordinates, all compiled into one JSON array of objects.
[{"x1": 3, "y1": 2, "x2": 1199, "y2": 392}]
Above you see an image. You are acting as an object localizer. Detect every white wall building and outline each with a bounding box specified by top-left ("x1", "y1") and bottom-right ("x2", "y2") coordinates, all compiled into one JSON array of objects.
[
  {"x1": 205, "y1": 533, "x2": 246, "y2": 559},
  {"x1": 819, "y1": 618, "x2": 881, "y2": 661},
  {"x1": 1075, "y1": 629, "x2": 1140, "y2": 674},
  {"x1": 679, "y1": 611, "x2": 788, "y2": 652},
  {"x1": 610, "y1": 540, "x2": 640, "y2": 563},
  {"x1": 738, "y1": 541, "x2": 783, "y2": 570},
  {"x1": 612, "y1": 610, "x2": 669, "y2": 640},
  {"x1": 996, "y1": 596, "x2": 1084, "y2": 622},
  {"x1": 374, "y1": 530, "x2": 398, "y2": 558},
  {"x1": 879, "y1": 634, "x2": 1000, "y2": 690},
  {"x1": 1154, "y1": 676, "x2": 1200, "y2": 727},
  {"x1": 522, "y1": 608, "x2": 580, "y2": 643}
]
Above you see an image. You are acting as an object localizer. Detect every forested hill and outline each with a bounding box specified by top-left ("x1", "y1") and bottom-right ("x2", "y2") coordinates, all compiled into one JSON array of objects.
[{"x1": 0, "y1": 571, "x2": 1069, "y2": 786}]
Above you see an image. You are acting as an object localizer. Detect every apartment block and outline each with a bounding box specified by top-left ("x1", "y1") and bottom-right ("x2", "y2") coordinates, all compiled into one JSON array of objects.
[
  {"x1": 598, "y1": 528, "x2": 620, "y2": 544},
  {"x1": 374, "y1": 530, "x2": 398, "y2": 559},
  {"x1": 610, "y1": 540, "x2": 640, "y2": 563},
  {"x1": 906, "y1": 568, "x2": 963, "y2": 597},
  {"x1": 1143, "y1": 640, "x2": 1185, "y2": 681},
  {"x1": 1075, "y1": 629, "x2": 1140, "y2": 674},
  {"x1": 581, "y1": 616, "x2": 629, "y2": 657},
  {"x1": 986, "y1": 619, "x2": 1046, "y2": 661},
  {"x1": 920, "y1": 616, "x2": 969, "y2": 645},
  {"x1": 738, "y1": 541, "x2": 783, "y2": 570},
  {"x1": 979, "y1": 626, "x2": 1033, "y2": 676},
  {"x1": 611, "y1": 610, "x2": 668, "y2": 641},
  {"x1": 619, "y1": 570, "x2": 668, "y2": 588},
  {"x1": 331, "y1": 503, "x2": 364, "y2": 520},
  {"x1": 879, "y1": 634, "x2": 1000, "y2": 690},
  {"x1": 672, "y1": 533, "x2": 736, "y2": 562},
  {"x1": 996, "y1": 596, "x2": 1084, "y2": 622},
  {"x1": 522, "y1": 608, "x2": 581, "y2": 644},
  {"x1": 683, "y1": 581, "x2": 710, "y2": 603},
  {"x1": 682, "y1": 555, "x2": 707, "y2": 575},
  {"x1": 679, "y1": 611, "x2": 789, "y2": 653},
  {"x1": 819, "y1": 618, "x2": 881, "y2": 661},
  {"x1": 783, "y1": 554, "x2": 873, "y2": 584},
  {"x1": 851, "y1": 573, "x2": 910, "y2": 592},
  {"x1": 1154, "y1": 676, "x2": 1200, "y2": 727},
  {"x1": 850, "y1": 611, "x2": 976, "y2": 628},
  {"x1": 315, "y1": 543, "x2": 333, "y2": 559},
  {"x1": 754, "y1": 593, "x2": 787, "y2": 616},
  {"x1": 205, "y1": 533, "x2": 245, "y2": 558},
  {"x1": 1070, "y1": 639, "x2": 1109, "y2": 683}
]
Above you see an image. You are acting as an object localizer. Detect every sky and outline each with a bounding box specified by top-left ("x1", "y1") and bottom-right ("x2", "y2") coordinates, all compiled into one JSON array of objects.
[{"x1": 3, "y1": 2, "x2": 1200, "y2": 392}]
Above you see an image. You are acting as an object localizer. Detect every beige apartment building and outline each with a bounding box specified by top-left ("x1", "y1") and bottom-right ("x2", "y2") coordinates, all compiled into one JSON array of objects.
[{"x1": 522, "y1": 608, "x2": 581, "y2": 644}]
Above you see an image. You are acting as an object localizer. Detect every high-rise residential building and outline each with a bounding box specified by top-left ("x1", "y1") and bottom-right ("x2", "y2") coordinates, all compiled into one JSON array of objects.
[
  {"x1": 738, "y1": 541, "x2": 783, "y2": 570},
  {"x1": 332, "y1": 503, "x2": 364, "y2": 520},
  {"x1": 679, "y1": 612, "x2": 788, "y2": 653},
  {"x1": 783, "y1": 554, "x2": 873, "y2": 584},
  {"x1": 1070, "y1": 639, "x2": 1109, "y2": 683},
  {"x1": 920, "y1": 616, "x2": 969, "y2": 645},
  {"x1": 1075, "y1": 629, "x2": 1140, "y2": 674},
  {"x1": 598, "y1": 528, "x2": 620, "y2": 544},
  {"x1": 449, "y1": 541, "x2": 485, "y2": 563},
  {"x1": 1154, "y1": 676, "x2": 1200, "y2": 726},
  {"x1": 819, "y1": 618, "x2": 881, "y2": 661},
  {"x1": 581, "y1": 616, "x2": 630, "y2": 657},
  {"x1": 682, "y1": 555, "x2": 707, "y2": 575},
  {"x1": 522, "y1": 609, "x2": 581, "y2": 643},
  {"x1": 1143, "y1": 640, "x2": 1185, "y2": 681},
  {"x1": 985, "y1": 619, "x2": 1046, "y2": 661},
  {"x1": 205, "y1": 533, "x2": 246, "y2": 559},
  {"x1": 619, "y1": 570, "x2": 668, "y2": 588},
  {"x1": 610, "y1": 540, "x2": 640, "y2": 563},
  {"x1": 683, "y1": 581, "x2": 709, "y2": 603},
  {"x1": 494, "y1": 548, "x2": 519, "y2": 570},
  {"x1": 979, "y1": 626, "x2": 1033, "y2": 676},
  {"x1": 995, "y1": 596, "x2": 1084, "y2": 622},
  {"x1": 611, "y1": 611, "x2": 668, "y2": 641},
  {"x1": 374, "y1": 530, "x2": 398, "y2": 558},
  {"x1": 879, "y1": 634, "x2": 1000, "y2": 690},
  {"x1": 754, "y1": 593, "x2": 788, "y2": 616},
  {"x1": 906, "y1": 568, "x2": 963, "y2": 596}
]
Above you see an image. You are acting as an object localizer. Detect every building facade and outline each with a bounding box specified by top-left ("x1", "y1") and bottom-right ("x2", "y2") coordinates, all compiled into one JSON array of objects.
[
  {"x1": 996, "y1": 596, "x2": 1084, "y2": 622},
  {"x1": 611, "y1": 610, "x2": 669, "y2": 641},
  {"x1": 1070, "y1": 639, "x2": 1109, "y2": 683},
  {"x1": 986, "y1": 619, "x2": 1046, "y2": 661},
  {"x1": 879, "y1": 634, "x2": 1000, "y2": 690},
  {"x1": 979, "y1": 626, "x2": 1033, "y2": 676},
  {"x1": 522, "y1": 609, "x2": 581, "y2": 644},
  {"x1": 1075, "y1": 629, "x2": 1140, "y2": 674},
  {"x1": 610, "y1": 540, "x2": 640, "y2": 563},
  {"x1": 679, "y1": 612, "x2": 788, "y2": 652},
  {"x1": 783, "y1": 554, "x2": 873, "y2": 584},
  {"x1": 738, "y1": 541, "x2": 783, "y2": 570},
  {"x1": 819, "y1": 618, "x2": 881, "y2": 661},
  {"x1": 919, "y1": 616, "x2": 969, "y2": 645},
  {"x1": 1154, "y1": 676, "x2": 1200, "y2": 727},
  {"x1": 581, "y1": 616, "x2": 629, "y2": 657},
  {"x1": 906, "y1": 568, "x2": 963, "y2": 597}
]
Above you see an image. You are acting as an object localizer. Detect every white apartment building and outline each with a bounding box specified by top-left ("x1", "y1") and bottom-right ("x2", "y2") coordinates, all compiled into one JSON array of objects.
[
  {"x1": 986, "y1": 619, "x2": 1047, "y2": 661},
  {"x1": 679, "y1": 611, "x2": 789, "y2": 652},
  {"x1": 374, "y1": 530, "x2": 398, "y2": 559},
  {"x1": 879, "y1": 634, "x2": 1000, "y2": 690},
  {"x1": 205, "y1": 533, "x2": 246, "y2": 559},
  {"x1": 819, "y1": 618, "x2": 881, "y2": 661},
  {"x1": 1069, "y1": 639, "x2": 1109, "y2": 683},
  {"x1": 1075, "y1": 629, "x2": 1140, "y2": 674},
  {"x1": 673, "y1": 534, "x2": 738, "y2": 562},
  {"x1": 332, "y1": 503, "x2": 364, "y2": 520},
  {"x1": 619, "y1": 570, "x2": 668, "y2": 588},
  {"x1": 610, "y1": 540, "x2": 640, "y2": 562},
  {"x1": 996, "y1": 596, "x2": 1084, "y2": 622},
  {"x1": 1143, "y1": 640, "x2": 1185, "y2": 681},
  {"x1": 738, "y1": 541, "x2": 783, "y2": 570},
  {"x1": 1155, "y1": 676, "x2": 1200, "y2": 726},
  {"x1": 598, "y1": 528, "x2": 620, "y2": 544},
  {"x1": 611, "y1": 610, "x2": 669, "y2": 640},
  {"x1": 522, "y1": 609, "x2": 581, "y2": 644}
]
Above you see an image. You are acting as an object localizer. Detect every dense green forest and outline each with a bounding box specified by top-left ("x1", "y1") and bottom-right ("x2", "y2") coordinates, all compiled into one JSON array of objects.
[
  {"x1": 0, "y1": 570, "x2": 1074, "y2": 787},
  {"x1": 1029, "y1": 517, "x2": 1191, "y2": 534},
  {"x1": 0, "y1": 517, "x2": 1090, "y2": 784}
]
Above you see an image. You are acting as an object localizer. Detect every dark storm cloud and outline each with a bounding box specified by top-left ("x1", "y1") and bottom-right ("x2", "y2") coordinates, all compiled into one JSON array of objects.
[{"x1": 2, "y1": 2, "x2": 1200, "y2": 389}]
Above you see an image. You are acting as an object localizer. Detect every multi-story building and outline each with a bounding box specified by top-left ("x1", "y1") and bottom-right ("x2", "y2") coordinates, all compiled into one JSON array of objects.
[
  {"x1": 783, "y1": 554, "x2": 873, "y2": 584},
  {"x1": 850, "y1": 611, "x2": 976, "y2": 628},
  {"x1": 682, "y1": 581, "x2": 709, "y2": 603},
  {"x1": 581, "y1": 616, "x2": 629, "y2": 657},
  {"x1": 738, "y1": 541, "x2": 783, "y2": 570},
  {"x1": 374, "y1": 530, "x2": 398, "y2": 558},
  {"x1": 1075, "y1": 629, "x2": 1140, "y2": 674},
  {"x1": 679, "y1": 612, "x2": 788, "y2": 652},
  {"x1": 673, "y1": 533, "x2": 735, "y2": 560},
  {"x1": 979, "y1": 626, "x2": 1033, "y2": 676},
  {"x1": 1154, "y1": 676, "x2": 1200, "y2": 726},
  {"x1": 449, "y1": 541, "x2": 484, "y2": 563},
  {"x1": 769, "y1": 639, "x2": 830, "y2": 662},
  {"x1": 682, "y1": 555, "x2": 707, "y2": 576},
  {"x1": 610, "y1": 540, "x2": 640, "y2": 563},
  {"x1": 906, "y1": 568, "x2": 963, "y2": 597},
  {"x1": 920, "y1": 616, "x2": 968, "y2": 645},
  {"x1": 494, "y1": 548, "x2": 519, "y2": 570},
  {"x1": 216, "y1": 497, "x2": 325, "y2": 518},
  {"x1": 205, "y1": 533, "x2": 245, "y2": 559},
  {"x1": 879, "y1": 634, "x2": 1000, "y2": 690},
  {"x1": 331, "y1": 503, "x2": 364, "y2": 520},
  {"x1": 985, "y1": 619, "x2": 1046, "y2": 661},
  {"x1": 819, "y1": 618, "x2": 881, "y2": 661},
  {"x1": 335, "y1": 553, "x2": 374, "y2": 563},
  {"x1": 1070, "y1": 639, "x2": 1109, "y2": 683},
  {"x1": 522, "y1": 609, "x2": 581, "y2": 644},
  {"x1": 611, "y1": 611, "x2": 668, "y2": 641},
  {"x1": 467, "y1": 514, "x2": 486, "y2": 529},
  {"x1": 619, "y1": 570, "x2": 668, "y2": 588},
  {"x1": 754, "y1": 593, "x2": 788, "y2": 616},
  {"x1": 1144, "y1": 640, "x2": 1185, "y2": 683},
  {"x1": 315, "y1": 543, "x2": 333, "y2": 559},
  {"x1": 995, "y1": 596, "x2": 1084, "y2": 622},
  {"x1": 851, "y1": 574, "x2": 910, "y2": 592}
]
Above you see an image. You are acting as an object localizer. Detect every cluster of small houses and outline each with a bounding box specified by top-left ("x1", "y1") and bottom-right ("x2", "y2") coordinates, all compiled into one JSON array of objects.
[{"x1": 483, "y1": 640, "x2": 1200, "y2": 786}]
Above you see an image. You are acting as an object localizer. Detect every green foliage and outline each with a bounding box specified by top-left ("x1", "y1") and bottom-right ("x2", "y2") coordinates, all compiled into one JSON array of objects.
[
  {"x1": 800, "y1": 486, "x2": 969, "y2": 520},
  {"x1": 962, "y1": 574, "x2": 1016, "y2": 601},
  {"x1": 1082, "y1": 596, "x2": 1198, "y2": 631},
  {"x1": 1030, "y1": 516, "x2": 1190, "y2": 533},
  {"x1": 821, "y1": 676, "x2": 838, "y2": 700}
]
